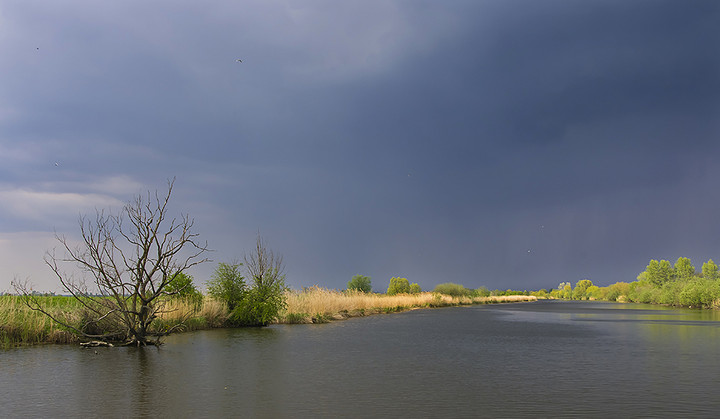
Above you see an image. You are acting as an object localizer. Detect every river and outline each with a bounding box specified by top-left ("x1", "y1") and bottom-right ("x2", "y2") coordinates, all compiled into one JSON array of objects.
[{"x1": 3, "y1": 300, "x2": 720, "y2": 418}]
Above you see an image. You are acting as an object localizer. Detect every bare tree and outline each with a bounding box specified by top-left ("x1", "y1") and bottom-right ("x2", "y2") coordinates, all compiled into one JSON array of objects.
[
  {"x1": 244, "y1": 233, "x2": 285, "y2": 289},
  {"x1": 14, "y1": 179, "x2": 209, "y2": 346}
]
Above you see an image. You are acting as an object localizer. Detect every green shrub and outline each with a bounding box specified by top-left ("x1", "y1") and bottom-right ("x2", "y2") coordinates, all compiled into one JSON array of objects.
[
  {"x1": 387, "y1": 277, "x2": 410, "y2": 295},
  {"x1": 408, "y1": 283, "x2": 421, "y2": 294},
  {"x1": 678, "y1": 279, "x2": 719, "y2": 308},
  {"x1": 230, "y1": 281, "x2": 287, "y2": 327},
  {"x1": 433, "y1": 283, "x2": 471, "y2": 297},
  {"x1": 347, "y1": 275, "x2": 372, "y2": 293},
  {"x1": 206, "y1": 262, "x2": 246, "y2": 311}
]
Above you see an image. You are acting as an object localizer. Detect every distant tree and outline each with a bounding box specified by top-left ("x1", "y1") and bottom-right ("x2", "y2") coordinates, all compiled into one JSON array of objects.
[
  {"x1": 347, "y1": 275, "x2": 372, "y2": 293},
  {"x1": 433, "y1": 282, "x2": 471, "y2": 297},
  {"x1": 658, "y1": 259, "x2": 674, "y2": 284},
  {"x1": 674, "y1": 257, "x2": 695, "y2": 281},
  {"x1": 474, "y1": 286, "x2": 491, "y2": 297},
  {"x1": 702, "y1": 259, "x2": 719, "y2": 281},
  {"x1": 572, "y1": 279, "x2": 593, "y2": 300},
  {"x1": 558, "y1": 282, "x2": 572, "y2": 299},
  {"x1": 206, "y1": 262, "x2": 246, "y2": 311},
  {"x1": 387, "y1": 277, "x2": 410, "y2": 295},
  {"x1": 408, "y1": 282, "x2": 421, "y2": 294},
  {"x1": 643, "y1": 259, "x2": 674, "y2": 287},
  {"x1": 641, "y1": 260, "x2": 660, "y2": 284}
]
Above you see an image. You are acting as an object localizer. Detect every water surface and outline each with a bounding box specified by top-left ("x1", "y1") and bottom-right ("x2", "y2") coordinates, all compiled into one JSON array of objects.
[{"x1": 3, "y1": 300, "x2": 720, "y2": 417}]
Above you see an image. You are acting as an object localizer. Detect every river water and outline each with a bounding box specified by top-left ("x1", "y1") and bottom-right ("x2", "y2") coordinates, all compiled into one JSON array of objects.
[{"x1": 3, "y1": 300, "x2": 720, "y2": 418}]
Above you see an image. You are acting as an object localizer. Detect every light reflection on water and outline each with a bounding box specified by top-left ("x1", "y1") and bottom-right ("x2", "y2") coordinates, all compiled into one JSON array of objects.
[{"x1": 3, "y1": 300, "x2": 720, "y2": 418}]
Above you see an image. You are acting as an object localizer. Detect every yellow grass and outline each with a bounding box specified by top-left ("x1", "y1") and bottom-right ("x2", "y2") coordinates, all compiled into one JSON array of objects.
[
  {"x1": 0, "y1": 296, "x2": 79, "y2": 346},
  {"x1": 279, "y1": 286, "x2": 537, "y2": 323}
]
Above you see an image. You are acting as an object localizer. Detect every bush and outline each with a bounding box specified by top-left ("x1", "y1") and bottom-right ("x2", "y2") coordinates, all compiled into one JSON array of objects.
[
  {"x1": 231, "y1": 235, "x2": 288, "y2": 326},
  {"x1": 347, "y1": 275, "x2": 372, "y2": 293},
  {"x1": 230, "y1": 283, "x2": 287, "y2": 326},
  {"x1": 206, "y1": 262, "x2": 246, "y2": 311},
  {"x1": 409, "y1": 283, "x2": 421, "y2": 294},
  {"x1": 678, "y1": 279, "x2": 719, "y2": 308},
  {"x1": 433, "y1": 282, "x2": 472, "y2": 297},
  {"x1": 473, "y1": 287, "x2": 491, "y2": 297},
  {"x1": 387, "y1": 277, "x2": 410, "y2": 295}
]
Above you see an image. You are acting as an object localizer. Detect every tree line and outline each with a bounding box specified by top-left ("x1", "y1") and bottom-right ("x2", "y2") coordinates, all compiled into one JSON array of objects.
[{"x1": 550, "y1": 257, "x2": 720, "y2": 308}]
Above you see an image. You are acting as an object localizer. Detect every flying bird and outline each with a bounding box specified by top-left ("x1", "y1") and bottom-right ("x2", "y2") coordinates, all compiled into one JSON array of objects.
[{"x1": 236, "y1": 59, "x2": 242, "y2": 63}]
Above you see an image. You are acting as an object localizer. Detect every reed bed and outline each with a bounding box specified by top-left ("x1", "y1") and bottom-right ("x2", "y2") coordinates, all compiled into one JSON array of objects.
[
  {"x1": 0, "y1": 295, "x2": 227, "y2": 347},
  {"x1": 0, "y1": 295, "x2": 79, "y2": 347},
  {"x1": 279, "y1": 286, "x2": 537, "y2": 324}
]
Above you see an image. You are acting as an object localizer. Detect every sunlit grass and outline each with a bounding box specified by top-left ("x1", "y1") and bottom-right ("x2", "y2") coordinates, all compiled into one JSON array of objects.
[
  {"x1": 278, "y1": 286, "x2": 537, "y2": 324},
  {"x1": 0, "y1": 295, "x2": 79, "y2": 347},
  {"x1": 0, "y1": 295, "x2": 229, "y2": 347}
]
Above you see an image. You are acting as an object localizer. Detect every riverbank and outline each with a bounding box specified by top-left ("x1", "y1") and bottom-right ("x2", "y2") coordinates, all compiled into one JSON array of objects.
[
  {"x1": 279, "y1": 286, "x2": 537, "y2": 323},
  {"x1": 0, "y1": 290, "x2": 537, "y2": 347}
]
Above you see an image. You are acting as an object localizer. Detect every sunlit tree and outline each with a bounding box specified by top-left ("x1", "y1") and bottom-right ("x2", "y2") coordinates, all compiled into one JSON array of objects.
[
  {"x1": 572, "y1": 279, "x2": 593, "y2": 300},
  {"x1": 702, "y1": 259, "x2": 719, "y2": 281},
  {"x1": 674, "y1": 257, "x2": 695, "y2": 281},
  {"x1": 347, "y1": 274, "x2": 372, "y2": 293},
  {"x1": 387, "y1": 277, "x2": 410, "y2": 295}
]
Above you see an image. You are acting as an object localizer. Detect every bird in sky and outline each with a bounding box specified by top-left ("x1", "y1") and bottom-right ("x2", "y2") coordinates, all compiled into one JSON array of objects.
[{"x1": 236, "y1": 59, "x2": 242, "y2": 63}]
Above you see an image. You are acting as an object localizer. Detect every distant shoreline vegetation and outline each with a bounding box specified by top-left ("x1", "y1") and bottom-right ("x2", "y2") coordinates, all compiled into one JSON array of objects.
[{"x1": 548, "y1": 257, "x2": 720, "y2": 309}]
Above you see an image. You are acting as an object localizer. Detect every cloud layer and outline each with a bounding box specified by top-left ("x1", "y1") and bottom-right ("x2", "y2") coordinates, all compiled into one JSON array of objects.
[{"x1": 1, "y1": 0, "x2": 718, "y2": 293}]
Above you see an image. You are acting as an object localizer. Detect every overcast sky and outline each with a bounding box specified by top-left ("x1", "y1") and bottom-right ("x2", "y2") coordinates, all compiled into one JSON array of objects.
[{"x1": 1, "y1": 0, "x2": 718, "y2": 293}]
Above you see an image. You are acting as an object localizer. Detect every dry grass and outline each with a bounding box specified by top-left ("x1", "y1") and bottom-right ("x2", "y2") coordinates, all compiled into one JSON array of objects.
[
  {"x1": 154, "y1": 296, "x2": 228, "y2": 331},
  {"x1": 279, "y1": 286, "x2": 537, "y2": 324},
  {"x1": 1, "y1": 295, "x2": 229, "y2": 347},
  {"x1": 0, "y1": 295, "x2": 80, "y2": 346}
]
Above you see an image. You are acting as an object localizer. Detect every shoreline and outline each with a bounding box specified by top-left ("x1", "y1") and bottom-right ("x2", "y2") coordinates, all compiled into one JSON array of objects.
[{"x1": 1, "y1": 292, "x2": 537, "y2": 347}]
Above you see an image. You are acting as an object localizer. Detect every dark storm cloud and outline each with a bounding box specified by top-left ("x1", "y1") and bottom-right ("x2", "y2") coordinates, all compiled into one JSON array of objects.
[{"x1": 1, "y1": 0, "x2": 718, "y2": 292}]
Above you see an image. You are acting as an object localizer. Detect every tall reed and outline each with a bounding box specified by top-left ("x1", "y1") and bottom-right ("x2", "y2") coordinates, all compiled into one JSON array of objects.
[{"x1": 278, "y1": 286, "x2": 536, "y2": 323}]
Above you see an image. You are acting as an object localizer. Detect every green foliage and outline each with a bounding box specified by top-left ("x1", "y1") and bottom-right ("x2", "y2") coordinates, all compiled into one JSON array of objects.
[
  {"x1": 166, "y1": 272, "x2": 202, "y2": 300},
  {"x1": 642, "y1": 259, "x2": 674, "y2": 286},
  {"x1": 557, "y1": 282, "x2": 572, "y2": 299},
  {"x1": 387, "y1": 277, "x2": 410, "y2": 295},
  {"x1": 408, "y1": 283, "x2": 421, "y2": 294},
  {"x1": 230, "y1": 281, "x2": 287, "y2": 327},
  {"x1": 674, "y1": 257, "x2": 695, "y2": 281},
  {"x1": 231, "y1": 235, "x2": 288, "y2": 327},
  {"x1": 347, "y1": 275, "x2": 372, "y2": 293},
  {"x1": 474, "y1": 286, "x2": 491, "y2": 297},
  {"x1": 433, "y1": 282, "x2": 472, "y2": 297},
  {"x1": 702, "y1": 259, "x2": 719, "y2": 280},
  {"x1": 677, "y1": 279, "x2": 720, "y2": 308},
  {"x1": 206, "y1": 262, "x2": 246, "y2": 311},
  {"x1": 603, "y1": 282, "x2": 630, "y2": 301},
  {"x1": 572, "y1": 279, "x2": 593, "y2": 300}
]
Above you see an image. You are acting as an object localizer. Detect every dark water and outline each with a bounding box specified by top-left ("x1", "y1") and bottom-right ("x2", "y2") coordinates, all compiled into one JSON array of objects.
[{"x1": 3, "y1": 300, "x2": 720, "y2": 418}]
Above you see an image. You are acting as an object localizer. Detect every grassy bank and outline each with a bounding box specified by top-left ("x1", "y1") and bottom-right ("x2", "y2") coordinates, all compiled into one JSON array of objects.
[
  {"x1": 278, "y1": 287, "x2": 537, "y2": 324},
  {"x1": 1, "y1": 290, "x2": 536, "y2": 347},
  {"x1": 0, "y1": 295, "x2": 228, "y2": 348}
]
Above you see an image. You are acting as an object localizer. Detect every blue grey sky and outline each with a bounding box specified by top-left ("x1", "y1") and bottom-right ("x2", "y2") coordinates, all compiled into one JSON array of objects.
[{"x1": 1, "y1": 0, "x2": 719, "y2": 293}]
